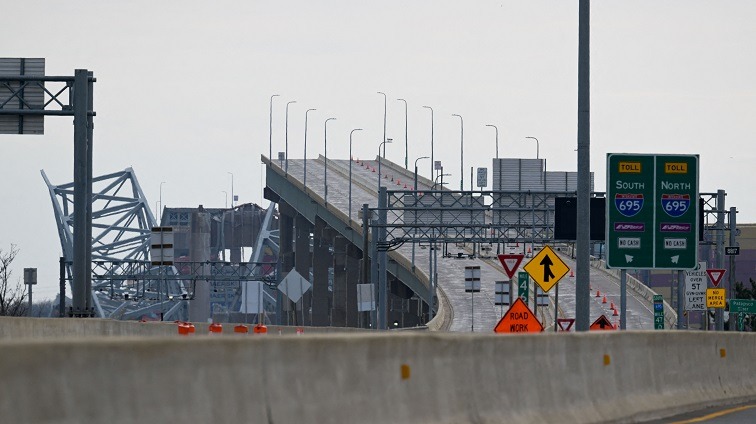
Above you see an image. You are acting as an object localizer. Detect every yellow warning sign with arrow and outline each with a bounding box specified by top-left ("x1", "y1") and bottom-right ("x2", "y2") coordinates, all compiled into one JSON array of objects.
[{"x1": 523, "y1": 245, "x2": 570, "y2": 292}]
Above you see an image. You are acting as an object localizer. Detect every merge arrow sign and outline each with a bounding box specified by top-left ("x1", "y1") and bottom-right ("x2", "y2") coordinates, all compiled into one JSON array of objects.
[
  {"x1": 497, "y1": 254, "x2": 525, "y2": 279},
  {"x1": 523, "y1": 245, "x2": 570, "y2": 292}
]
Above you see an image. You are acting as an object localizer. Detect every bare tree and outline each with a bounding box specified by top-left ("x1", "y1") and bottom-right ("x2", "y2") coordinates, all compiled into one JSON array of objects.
[{"x1": 0, "y1": 244, "x2": 28, "y2": 316}]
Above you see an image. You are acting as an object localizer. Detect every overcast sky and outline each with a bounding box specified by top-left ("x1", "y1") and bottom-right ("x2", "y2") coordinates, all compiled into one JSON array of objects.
[{"x1": 2, "y1": 0, "x2": 755, "y2": 300}]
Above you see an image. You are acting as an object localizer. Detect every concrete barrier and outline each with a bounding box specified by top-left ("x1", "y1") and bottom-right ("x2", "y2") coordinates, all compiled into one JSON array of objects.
[
  {"x1": 0, "y1": 317, "x2": 371, "y2": 340},
  {"x1": 1, "y1": 331, "x2": 755, "y2": 423}
]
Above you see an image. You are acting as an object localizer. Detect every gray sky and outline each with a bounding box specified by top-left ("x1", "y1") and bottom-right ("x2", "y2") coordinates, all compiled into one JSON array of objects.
[{"x1": 2, "y1": 0, "x2": 755, "y2": 300}]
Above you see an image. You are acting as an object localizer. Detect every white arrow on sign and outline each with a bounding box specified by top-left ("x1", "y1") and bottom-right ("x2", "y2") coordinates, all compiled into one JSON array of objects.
[
  {"x1": 671, "y1": 255, "x2": 680, "y2": 264},
  {"x1": 625, "y1": 255, "x2": 633, "y2": 263}
]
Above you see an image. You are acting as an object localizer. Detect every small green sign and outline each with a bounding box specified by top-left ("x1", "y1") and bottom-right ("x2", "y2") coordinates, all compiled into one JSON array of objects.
[
  {"x1": 653, "y1": 294, "x2": 665, "y2": 330},
  {"x1": 730, "y1": 299, "x2": 756, "y2": 314},
  {"x1": 517, "y1": 272, "x2": 529, "y2": 306}
]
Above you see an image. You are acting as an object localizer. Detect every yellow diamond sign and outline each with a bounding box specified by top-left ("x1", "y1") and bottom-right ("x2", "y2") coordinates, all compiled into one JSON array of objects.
[{"x1": 523, "y1": 245, "x2": 570, "y2": 292}]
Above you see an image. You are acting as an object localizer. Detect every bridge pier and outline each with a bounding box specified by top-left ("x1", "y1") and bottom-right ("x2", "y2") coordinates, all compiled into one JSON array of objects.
[
  {"x1": 278, "y1": 201, "x2": 296, "y2": 325},
  {"x1": 295, "y1": 213, "x2": 313, "y2": 326},
  {"x1": 312, "y1": 217, "x2": 333, "y2": 326},
  {"x1": 332, "y1": 237, "x2": 361, "y2": 327}
]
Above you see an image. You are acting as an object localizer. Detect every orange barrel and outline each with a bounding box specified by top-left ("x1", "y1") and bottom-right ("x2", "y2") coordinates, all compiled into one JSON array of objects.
[
  {"x1": 234, "y1": 324, "x2": 249, "y2": 334},
  {"x1": 208, "y1": 323, "x2": 223, "y2": 334},
  {"x1": 253, "y1": 324, "x2": 268, "y2": 334},
  {"x1": 177, "y1": 323, "x2": 190, "y2": 336}
]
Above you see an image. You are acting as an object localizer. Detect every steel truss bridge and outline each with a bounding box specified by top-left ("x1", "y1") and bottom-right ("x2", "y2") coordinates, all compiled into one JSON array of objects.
[{"x1": 43, "y1": 167, "x2": 281, "y2": 320}]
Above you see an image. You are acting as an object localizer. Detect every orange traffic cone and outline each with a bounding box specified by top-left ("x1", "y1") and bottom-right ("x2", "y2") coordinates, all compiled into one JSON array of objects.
[
  {"x1": 372, "y1": 167, "x2": 376, "y2": 172},
  {"x1": 602, "y1": 296, "x2": 607, "y2": 304},
  {"x1": 596, "y1": 290, "x2": 601, "y2": 297},
  {"x1": 613, "y1": 308, "x2": 619, "y2": 317},
  {"x1": 570, "y1": 270, "x2": 575, "y2": 278},
  {"x1": 610, "y1": 302, "x2": 615, "y2": 310}
]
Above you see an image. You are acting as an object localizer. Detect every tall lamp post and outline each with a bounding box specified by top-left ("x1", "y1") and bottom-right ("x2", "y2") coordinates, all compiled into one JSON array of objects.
[
  {"x1": 411, "y1": 156, "x2": 429, "y2": 270},
  {"x1": 285, "y1": 100, "x2": 297, "y2": 174},
  {"x1": 227, "y1": 172, "x2": 234, "y2": 208},
  {"x1": 413, "y1": 156, "x2": 429, "y2": 193},
  {"x1": 486, "y1": 124, "x2": 499, "y2": 159},
  {"x1": 377, "y1": 92, "x2": 387, "y2": 157},
  {"x1": 324, "y1": 117, "x2": 337, "y2": 204},
  {"x1": 303, "y1": 108, "x2": 316, "y2": 192},
  {"x1": 397, "y1": 98, "x2": 408, "y2": 169},
  {"x1": 452, "y1": 114, "x2": 464, "y2": 190},
  {"x1": 349, "y1": 128, "x2": 364, "y2": 219},
  {"x1": 268, "y1": 94, "x2": 280, "y2": 160},
  {"x1": 525, "y1": 136, "x2": 542, "y2": 187},
  {"x1": 378, "y1": 138, "x2": 392, "y2": 192},
  {"x1": 422, "y1": 106, "x2": 434, "y2": 181},
  {"x1": 158, "y1": 181, "x2": 166, "y2": 224},
  {"x1": 525, "y1": 136, "x2": 539, "y2": 159}
]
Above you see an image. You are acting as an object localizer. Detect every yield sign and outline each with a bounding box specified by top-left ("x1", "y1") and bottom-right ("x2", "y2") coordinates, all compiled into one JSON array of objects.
[
  {"x1": 590, "y1": 315, "x2": 615, "y2": 331},
  {"x1": 494, "y1": 298, "x2": 543, "y2": 333},
  {"x1": 497, "y1": 254, "x2": 525, "y2": 279},
  {"x1": 556, "y1": 318, "x2": 575, "y2": 332},
  {"x1": 523, "y1": 245, "x2": 570, "y2": 292},
  {"x1": 706, "y1": 269, "x2": 726, "y2": 287}
]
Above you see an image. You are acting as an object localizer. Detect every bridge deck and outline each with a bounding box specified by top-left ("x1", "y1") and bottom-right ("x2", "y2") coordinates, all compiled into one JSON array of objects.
[{"x1": 272, "y1": 156, "x2": 654, "y2": 331}]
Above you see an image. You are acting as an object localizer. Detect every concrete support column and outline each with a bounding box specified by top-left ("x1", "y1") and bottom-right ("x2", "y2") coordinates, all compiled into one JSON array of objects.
[
  {"x1": 189, "y1": 209, "x2": 211, "y2": 323},
  {"x1": 345, "y1": 245, "x2": 361, "y2": 327},
  {"x1": 278, "y1": 201, "x2": 296, "y2": 325},
  {"x1": 332, "y1": 237, "x2": 349, "y2": 327},
  {"x1": 312, "y1": 217, "x2": 332, "y2": 326},
  {"x1": 295, "y1": 214, "x2": 313, "y2": 326}
]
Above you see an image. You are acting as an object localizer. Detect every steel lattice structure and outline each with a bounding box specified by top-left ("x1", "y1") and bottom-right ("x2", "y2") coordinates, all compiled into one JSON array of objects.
[{"x1": 43, "y1": 168, "x2": 282, "y2": 320}]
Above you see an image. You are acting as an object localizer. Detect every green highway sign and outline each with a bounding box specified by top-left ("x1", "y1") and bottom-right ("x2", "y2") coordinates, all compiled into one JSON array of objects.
[
  {"x1": 606, "y1": 154, "x2": 699, "y2": 269},
  {"x1": 517, "y1": 272, "x2": 529, "y2": 306},
  {"x1": 730, "y1": 299, "x2": 756, "y2": 314},
  {"x1": 653, "y1": 294, "x2": 665, "y2": 330}
]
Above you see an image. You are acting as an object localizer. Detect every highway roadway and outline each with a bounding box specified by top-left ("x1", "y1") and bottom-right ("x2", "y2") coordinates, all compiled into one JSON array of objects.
[{"x1": 275, "y1": 156, "x2": 656, "y2": 331}]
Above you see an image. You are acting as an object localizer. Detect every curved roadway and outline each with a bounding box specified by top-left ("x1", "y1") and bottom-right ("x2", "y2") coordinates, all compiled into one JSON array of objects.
[{"x1": 276, "y1": 156, "x2": 655, "y2": 331}]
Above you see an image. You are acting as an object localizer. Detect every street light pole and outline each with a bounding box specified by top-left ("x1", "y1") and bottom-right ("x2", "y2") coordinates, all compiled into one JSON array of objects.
[
  {"x1": 378, "y1": 92, "x2": 387, "y2": 158},
  {"x1": 158, "y1": 181, "x2": 166, "y2": 224},
  {"x1": 452, "y1": 114, "x2": 464, "y2": 190},
  {"x1": 378, "y1": 138, "x2": 392, "y2": 193},
  {"x1": 268, "y1": 94, "x2": 280, "y2": 160},
  {"x1": 413, "y1": 156, "x2": 429, "y2": 193},
  {"x1": 486, "y1": 124, "x2": 499, "y2": 159},
  {"x1": 525, "y1": 136, "x2": 540, "y2": 159},
  {"x1": 397, "y1": 98, "x2": 408, "y2": 169},
  {"x1": 227, "y1": 172, "x2": 234, "y2": 208},
  {"x1": 411, "y1": 156, "x2": 429, "y2": 270},
  {"x1": 285, "y1": 100, "x2": 297, "y2": 174},
  {"x1": 422, "y1": 106, "x2": 434, "y2": 181},
  {"x1": 349, "y1": 128, "x2": 364, "y2": 219},
  {"x1": 324, "y1": 117, "x2": 337, "y2": 205},
  {"x1": 222, "y1": 191, "x2": 227, "y2": 208},
  {"x1": 303, "y1": 108, "x2": 316, "y2": 192}
]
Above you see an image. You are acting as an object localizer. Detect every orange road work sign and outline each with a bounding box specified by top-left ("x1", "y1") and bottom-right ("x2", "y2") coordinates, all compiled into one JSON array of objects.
[{"x1": 494, "y1": 298, "x2": 544, "y2": 333}]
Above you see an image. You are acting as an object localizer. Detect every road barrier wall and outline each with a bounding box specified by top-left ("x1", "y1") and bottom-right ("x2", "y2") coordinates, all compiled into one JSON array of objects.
[
  {"x1": 0, "y1": 316, "x2": 368, "y2": 339},
  {"x1": 1, "y1": 331, "x2": 755, "y2": 423}
]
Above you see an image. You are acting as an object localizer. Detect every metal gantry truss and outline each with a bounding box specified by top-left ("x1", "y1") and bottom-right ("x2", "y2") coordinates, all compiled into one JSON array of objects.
[
  {"x1": 373, "y1": 190, "x2": 731, "y2": 250},
  {"x1": 373, "y1": 189, "x2": 598, "y2": 250}
]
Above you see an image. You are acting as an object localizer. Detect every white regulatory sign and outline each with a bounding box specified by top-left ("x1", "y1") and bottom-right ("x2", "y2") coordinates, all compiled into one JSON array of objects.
[
  {"x1": 618, "y1": 237, "x2": 641, "y2": 248},
  {"x1": 684, "y1": 262, "x2": 707, "y2": 311},
  {"x1": 664, "y1": 238, "x2": 687, "y2": 249}
]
